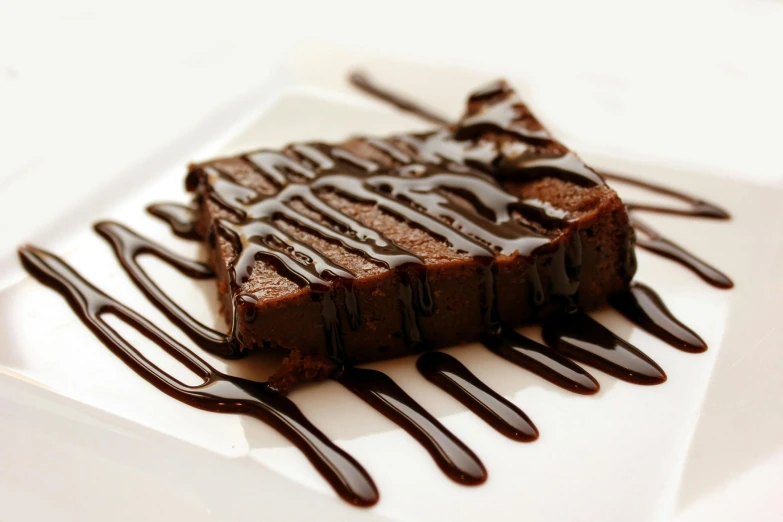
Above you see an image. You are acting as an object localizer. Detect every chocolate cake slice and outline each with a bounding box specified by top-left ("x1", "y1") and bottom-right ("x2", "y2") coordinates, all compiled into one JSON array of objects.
[{"x1": 186, "y1": 80, "x2": 636, "y2": 390}]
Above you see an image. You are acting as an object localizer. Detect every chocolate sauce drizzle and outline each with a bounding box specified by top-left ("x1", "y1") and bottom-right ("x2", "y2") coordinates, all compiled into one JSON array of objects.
[
  {"x1": 417, "y1": 351, "x2": 538, "y2": 441},
  {"x1": 147, "y1": 202, "x2": 201, "y2": 240},
  {"x1": 349, "y1": 72, "x2": 451, "y2": 126},
  {"x1": 598, "y1": 171, "x2": 731, "y2": 219},
  {"x1": 17, "y1": 245, "x2": 378, "y2": 507},
  {"x1": 632, "y1": 217, "x2": 734, "y2": 289},
  {"x1": 456, "y1": 80, "x2": 552, "y2": 142},
  {"x1": 14, "y1": 73, "x2": 738, "y2": 508},
  {"x1": 483, "y1": 328, "x2": 600, "y2": 395},
  {"x1": 609, "y1": 283, "x2": 707, "y2": 353},
  {"x1": 542, "y1": 313, "x2": 667, "y2": 385},
  {"x1": 94, "y1": 221, "x2": 244, "y2": 358},
  {"x1": 337, "y1": 367, "x2": 487, "y2": 485},
  {"x1": 600, "y1": 171, "x2": 733, "y2": 289}
]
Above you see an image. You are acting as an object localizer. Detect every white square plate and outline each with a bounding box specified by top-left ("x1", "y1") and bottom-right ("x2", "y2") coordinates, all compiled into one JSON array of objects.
[{"x1": 1, "y1": 49, "x2": 781, "y2": 522}]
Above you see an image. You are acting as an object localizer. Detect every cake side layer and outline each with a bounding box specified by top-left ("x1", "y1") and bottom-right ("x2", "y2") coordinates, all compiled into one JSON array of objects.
[{"x1": 200, "y1": 187, "x2": 631, "y2": 355}]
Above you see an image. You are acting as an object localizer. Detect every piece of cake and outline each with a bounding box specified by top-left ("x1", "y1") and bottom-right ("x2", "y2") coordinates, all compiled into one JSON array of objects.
[{"x1": 185, "y1": 80, "x2": 636, "y2": 390}]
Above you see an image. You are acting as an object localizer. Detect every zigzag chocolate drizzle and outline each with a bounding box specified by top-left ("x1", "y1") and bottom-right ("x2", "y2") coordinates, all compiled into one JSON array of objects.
[
  {"x1": 15, "y1": 73, "x2": 736, "y2": 509},
  {"x1": 17, "y1": 245, "x2": 379, "y2": 507}
]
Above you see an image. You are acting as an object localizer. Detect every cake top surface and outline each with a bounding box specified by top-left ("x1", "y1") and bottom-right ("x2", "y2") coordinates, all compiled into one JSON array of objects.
[{"x1": 187, "y1": 80, "x2": 613, "y2": 299}]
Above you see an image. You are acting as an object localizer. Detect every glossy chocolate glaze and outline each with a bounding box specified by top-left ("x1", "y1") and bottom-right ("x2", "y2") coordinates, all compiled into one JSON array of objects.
[
  {"x1": 94, "y1": 221, "x2": 245, "y2": 358},
  {"x1": 482, "y1": 327, "x2": 600, "y2": 394},
  {"x1": 609, "y1": 283, "x2": 707, "y2": 353},
  {"x1": 602, "y1": 171, "x2": 733, "y2": 290},
  {"x1": 632, "y1": 218, "x2": 733, "y2": 289},
  {"x1": 417, "y1": 351, "x2": 538, "y2": 441},
  {"x1": 456, "y1": 80, "x2": 551, "y2": 142},
  {"x1": 542, "y1": 312, "x2": 667, "y2": 385},
  {"x1": 349, "y1": 71, "x2": 451, "y2": 126},
  {"x1": 17, "y1": 245, "x2": 378, "y2": 507},
  {"x1": 147, "y1": 202, "x2": 201, "y2": 239},
  {"x1": 337, "y1": 367, "x2": 487, "y2": 485},
  {"x1": 599, "y1": 171, "x2": 731, "y2": 219},
  {"x1": 19, "y1": 229, "x2": 678, "y2": 505}
]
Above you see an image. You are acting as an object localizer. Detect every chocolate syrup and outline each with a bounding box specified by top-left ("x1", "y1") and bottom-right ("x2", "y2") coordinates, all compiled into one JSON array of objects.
[
  {"x1": 599, "y1": 171, "x2": 730, "y2": 219},
  {"x1": 17, "y1": 245, "x2": 378, "y2": 507},
  {"x1": 146, "y1": 202, "x2": 201, "y2": 239},
  {"x1": 483, "y1": 328, "x2": 600, "y2": 394},
  {"x1": 459, "y1": 83, "x2": 551, "y2": 142},
  {"x1": 417, "y1": 351, "x2": 538, "y2": 441},
  {"x1": 349, "y1": 71, "x2": 450, "y2": 126},
  {"x1": 609, "y1": 283, "x2": 707, "y2": 353},
  {"x1": 14, "y1": 73, "x2": 737, "y2": 509},
  {"x1": 18, "y1": 236, "x2": 676, "y2": 504},
  {"x1": 94, "y1": 221, "x2": 244, "y2": 358},
  {"x1": 632, "y1": 218, "x2": 733, "y2": 289},
  {"x1": 542, "y1": 313, "x2": 667, "y2": 385},
  {"x1": 337, "y1": 366, "x2": 486, "y2": 485}
]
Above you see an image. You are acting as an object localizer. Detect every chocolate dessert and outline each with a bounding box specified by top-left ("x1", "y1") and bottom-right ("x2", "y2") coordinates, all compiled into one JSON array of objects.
[
  {"x1": 18, "y1": 71, "x2": 732, "y2": 507},
  {"x1": 185, "y1": 81, "x2": 636, "y2": 390}
]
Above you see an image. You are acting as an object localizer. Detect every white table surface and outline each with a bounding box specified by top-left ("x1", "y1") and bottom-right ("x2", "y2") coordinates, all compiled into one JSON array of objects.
[
  {"x1": 1, "y1": 1, "x2": 782, "y2": 520},
  {"x1": 2, "y1": 0, "x2": 782, "y2": 252}
]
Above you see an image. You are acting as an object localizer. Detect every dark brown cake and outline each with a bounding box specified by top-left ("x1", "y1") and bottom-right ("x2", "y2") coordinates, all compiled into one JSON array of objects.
[{"x1": 186, "y1": 80, "x2": 636, "y2": 390}]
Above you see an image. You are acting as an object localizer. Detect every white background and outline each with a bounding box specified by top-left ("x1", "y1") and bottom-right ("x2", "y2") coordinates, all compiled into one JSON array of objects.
[
  {"x1": 2, "y1": 0, "x2": 782, "y2": 251},
  {"x1": 2, "y1": 0, "x2": 782, "y2": 211}
]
